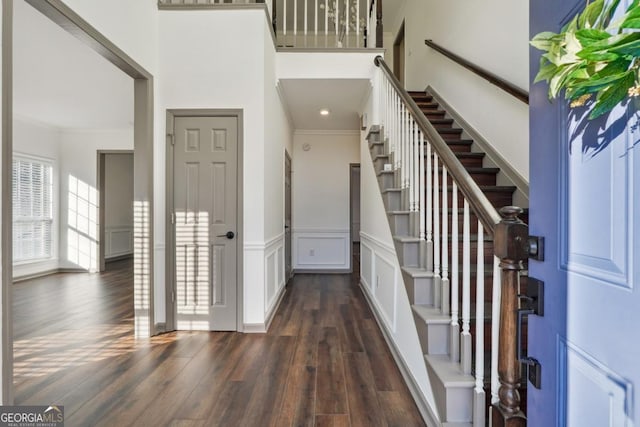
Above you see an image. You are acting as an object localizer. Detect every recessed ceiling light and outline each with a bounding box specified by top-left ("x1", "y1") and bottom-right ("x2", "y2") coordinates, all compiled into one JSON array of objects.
[{"x1": 320, "y1": 109, "x2": 330, "y2": 116}]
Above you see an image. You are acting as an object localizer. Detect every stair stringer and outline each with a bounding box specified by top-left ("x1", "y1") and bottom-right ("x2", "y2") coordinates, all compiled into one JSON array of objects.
[{"x1": 359, "y1": 127, "x2": 441, "y2": 427}]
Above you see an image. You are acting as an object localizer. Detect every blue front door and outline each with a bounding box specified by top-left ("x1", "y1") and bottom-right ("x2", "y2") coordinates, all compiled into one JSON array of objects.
[{"x1": 529, "y1": 1, "x2": 640, "y2": 425}]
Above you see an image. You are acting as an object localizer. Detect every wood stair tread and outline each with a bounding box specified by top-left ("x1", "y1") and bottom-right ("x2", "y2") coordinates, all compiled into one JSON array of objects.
[{"x1": 430, "y1": 118, "x2": 454, "y2": 126}]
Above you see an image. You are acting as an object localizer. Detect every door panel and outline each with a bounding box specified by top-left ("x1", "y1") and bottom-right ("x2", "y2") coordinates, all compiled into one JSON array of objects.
[
  {"x1": 173, "y1": 116, "x2": 238, "y2": 331},
  {"x1": 529, "y1": 1, "x2": 639, "y2": 425}
]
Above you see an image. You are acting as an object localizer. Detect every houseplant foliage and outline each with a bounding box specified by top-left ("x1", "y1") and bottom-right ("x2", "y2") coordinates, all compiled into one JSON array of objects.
[{"x1": 531, "y1": 0, "x2": 640, "y2": 119}]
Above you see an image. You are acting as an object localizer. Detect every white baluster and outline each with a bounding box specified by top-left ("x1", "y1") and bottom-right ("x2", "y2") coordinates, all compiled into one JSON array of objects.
[
  {"x1": 325, "y1": 0, "x2": 328, "y2": 47},
  {"x1": 474, "y1": 222, "x2": 485, "y2": 426},
  {"x1": 433, "y1": 152, "x2": 441, "y2": 309},
  {"x1": 345, "y1": 0, "x2": 349, "y2": 46},
  {"x1": 461, "y1": 199, "x2": 472, "y2": 374},
  {"x1": 491, "y1": 255, "x2": 501, "y2": 404},
  {"x1": 441, "y1": 166, "x2": 449, "y2": 314},
  {"x1": 450, "y1": 182, "x2": 459, "y2": 362},
  {"x1": 419, "y1": 131, "x2": 426, "y2": 268},
  {"x1": 293, "y1": 0, "x2": 297, "y2": 46},
  {"x1": 283, "y1": 0, "x2": 287, "y2": 37},
  {"x1": 400, "y1": 102, "x2": 407, "y2": 194},
  {"x1": 356, "y1": 0, "x2": 360, "y2": 48},
  {"x1": 408, "y1": 116, "x2": 415, "y2": 223},
  {"x1": 335, "y1": 0, "x2": 339, "y2": 37},
  {"x1": 426, "y1": 143, "x2": 433, "y2": 271}
]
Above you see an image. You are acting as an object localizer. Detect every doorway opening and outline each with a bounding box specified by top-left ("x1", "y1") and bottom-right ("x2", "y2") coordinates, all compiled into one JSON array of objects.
[
  {"x1": 98, "y1": 151, "x2": 134, "y2": 272},
  {"x1": 350, "y1": 164, "x2": 361, "y2": 273},
  {"x1": 284, "y1": 151, "x2": 292, "y2": 283},
  {"x1": 3, "y1": 0, "x2": 154, "y2": 404},
  {"x1": 394, "y1": 21, "x2": 405, "y2": 87}
]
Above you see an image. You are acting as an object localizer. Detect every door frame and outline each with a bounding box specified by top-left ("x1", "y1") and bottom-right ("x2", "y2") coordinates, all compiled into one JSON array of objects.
[
  {"x1": 284, "y1": 149, "x2": 292, "y2": 284},
  {"x1": 2, "y1": 0, "x2": 154, "y2": 403},
  {"x1": 349, "y1": 163, "x2": 360, "y2": 273},
  {"x1": 165, "y1": 109, "x2": 244, "y2": 333},
  {"x1": 393, "y1": 21, "x2": 405, "y2": 86},
  {"x1": 97, "y1": 150, "x2": 134, "y2": 272}
]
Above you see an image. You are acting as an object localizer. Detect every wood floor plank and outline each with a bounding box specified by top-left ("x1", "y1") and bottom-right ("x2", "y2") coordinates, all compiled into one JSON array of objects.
[
  {"x1": 378, "y1": 390, "x2": 426, "y2": 427},
  {"x1": 240, "y1": 335, "x2": 297, "y2": 426},
  {"x1": 13, "y1": 261, "x2": 425, "y2": 426},
  {"x1": 315, "y1": 414, "x2": 351, "y2": 427},
  {"x1": 315, "y1": 327, "x2": 348, "y2": 415},
  {"x1": 343, "y1": 352, "x2": 386, "y2": 427}
]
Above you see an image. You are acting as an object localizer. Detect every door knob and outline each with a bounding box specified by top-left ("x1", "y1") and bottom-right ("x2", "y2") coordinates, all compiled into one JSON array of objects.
[{"x1": 217, "y1": 231, "x2": 235, "y2": 239}]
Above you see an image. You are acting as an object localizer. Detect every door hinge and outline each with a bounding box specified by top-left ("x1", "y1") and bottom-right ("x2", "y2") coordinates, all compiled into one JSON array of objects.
[
  {"x1": 171, "y1": 212, "x2": 175, "y2": 224},
  {"x1": 171, "y1": 291, "x2": 175, "y2": 303},
  {"x1": 167, "y1": 133, "x2": 174, "y2": 145}
]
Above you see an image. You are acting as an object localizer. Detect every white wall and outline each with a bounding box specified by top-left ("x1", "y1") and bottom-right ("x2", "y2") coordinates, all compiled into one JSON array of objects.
[
  {"x1": 158, "y1": 9, "x2": 289, "y2": 328},
  {"x1": 58, "y1": 129, "x2": 133, "y2": 271},
  {"x1": 292, "y1": 131, "x2": 359, "y2": 271},
  {"x1": 263, "y1": 29, "x2": 293, "y2": 318},
  {"x1": 58, "y1": 0, "x2": 158, "y2": 74},
  {"x1": 104, "y1": 153, "x2": 134, "y2": 259},
  {"x1": 392, "y1": 0, "x2": 529, "y2": 180},
  {"x1": 12, "y1": 118, "x2": 61, "y2": 278}
]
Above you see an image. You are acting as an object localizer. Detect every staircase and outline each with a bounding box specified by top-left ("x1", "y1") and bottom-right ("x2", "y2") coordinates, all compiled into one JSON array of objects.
[{"x1": 367, "y1": 82, "x2": 528, "y2": 425}]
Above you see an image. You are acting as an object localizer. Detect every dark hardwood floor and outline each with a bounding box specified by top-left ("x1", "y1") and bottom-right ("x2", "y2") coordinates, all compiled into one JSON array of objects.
[{"x1": 13, "y1": 259, "x2": 426, "y2": 426}]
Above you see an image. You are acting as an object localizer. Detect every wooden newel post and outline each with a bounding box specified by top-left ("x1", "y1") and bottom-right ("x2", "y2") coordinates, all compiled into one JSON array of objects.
[{"x1": 491, "y1": 206, "x2": 528, "y2": 427}]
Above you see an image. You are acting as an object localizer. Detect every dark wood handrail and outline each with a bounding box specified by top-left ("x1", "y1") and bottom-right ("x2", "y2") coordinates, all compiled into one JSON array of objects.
[
  {"x1": 374, "y1": 55, "x2": 501, "y2": 233},
  {"x1": 425, "y1": 39, "x2": 529, "y2": 104}
]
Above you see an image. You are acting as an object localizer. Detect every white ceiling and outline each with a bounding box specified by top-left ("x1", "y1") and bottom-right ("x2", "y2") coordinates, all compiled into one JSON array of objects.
[
  {"x1": 13, "y1": 0, "x2": 134, "y2": 130},
  {"x1": 278, "y1": 79, "x2": 371, "y2": 130}
]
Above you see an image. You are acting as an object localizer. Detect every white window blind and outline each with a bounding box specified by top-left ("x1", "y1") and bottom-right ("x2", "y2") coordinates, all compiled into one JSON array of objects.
[{"x1": 13, "y1": 156, "x2": 54, "y2": 263}]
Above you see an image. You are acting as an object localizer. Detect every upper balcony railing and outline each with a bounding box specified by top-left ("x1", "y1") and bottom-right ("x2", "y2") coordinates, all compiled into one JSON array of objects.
[{"x1": 158, "y1": 0, "x2": 383, "y2": 49}]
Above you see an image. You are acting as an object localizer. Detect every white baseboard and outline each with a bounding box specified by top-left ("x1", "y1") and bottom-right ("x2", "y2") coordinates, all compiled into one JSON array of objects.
[
  {"x1": 243, "y1": 284, "x2": 287, "y2": 333},
  {"x1": 13, "y1": 267, "x2": 86, "y2": 283}
]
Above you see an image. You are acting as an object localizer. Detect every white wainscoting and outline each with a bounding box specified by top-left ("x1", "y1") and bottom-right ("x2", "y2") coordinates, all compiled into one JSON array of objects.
[
  {"x1": 243, "y1": 233, "x2": 286, "y2": 332},
  {"x1": 360, "y1": 232, "x2": 398, "y2": 333},
  {"x1": 293, "y1": 228, "x2": 350, "y2": 271},
  {"x1": 105, "y1": 225, "x2": 134, "y2": 259}
]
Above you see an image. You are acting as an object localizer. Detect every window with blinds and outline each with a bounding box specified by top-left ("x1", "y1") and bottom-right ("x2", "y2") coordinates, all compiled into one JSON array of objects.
[{"x1": 12, "y1": 156, "x2": 54, "y2": 263}]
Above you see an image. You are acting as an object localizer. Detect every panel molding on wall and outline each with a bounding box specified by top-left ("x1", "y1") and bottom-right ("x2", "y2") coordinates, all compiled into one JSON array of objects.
[
  {"x1": 293, "y1": 228, "x2": 350, "y2": 270},
  {"x1": 244, "y1": 233, "x2": 286, "y2": 332},
  {"x1": 360, "y1": 232, "x2": 398, "y2": 333},
  {"x1": 105, "y1": 225, "x2": 134, "y2": 259}
]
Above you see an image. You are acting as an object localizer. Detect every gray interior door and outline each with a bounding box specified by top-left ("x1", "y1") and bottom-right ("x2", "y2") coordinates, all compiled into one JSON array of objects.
[
  {"x1": 173, "y1": 116, "x2": 238, "y2": 331},
  {"x1": 284, "y1": 153, "x2": 292, "y2": 281}
]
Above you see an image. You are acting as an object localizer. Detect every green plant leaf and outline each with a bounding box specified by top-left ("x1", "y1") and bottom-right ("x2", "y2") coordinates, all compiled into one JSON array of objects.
[
  {"x1": 579, "y1": 0, "x2": 605, "y2": 28},
  {"x1": 620, "y1": 17, "x2": 640, "y2": 29},
  {"x1": 530, "y1": 31, "x2": 561, "y2": 50},
  {"x1": 575, "y1": 28, "x2": 611, "y2": 46},
  {"x1": 549, "y1": 63, "x2": 583, "y2": 98},
  {"x1": 588, "y1": 70, "x2": 634, "y2": 118},
  {"x1": 534, "y1": 60, "x2": 559, "y2": 83},
  {"x1": 601, "y1": 0, "x2": 621, "y2": 28}
]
